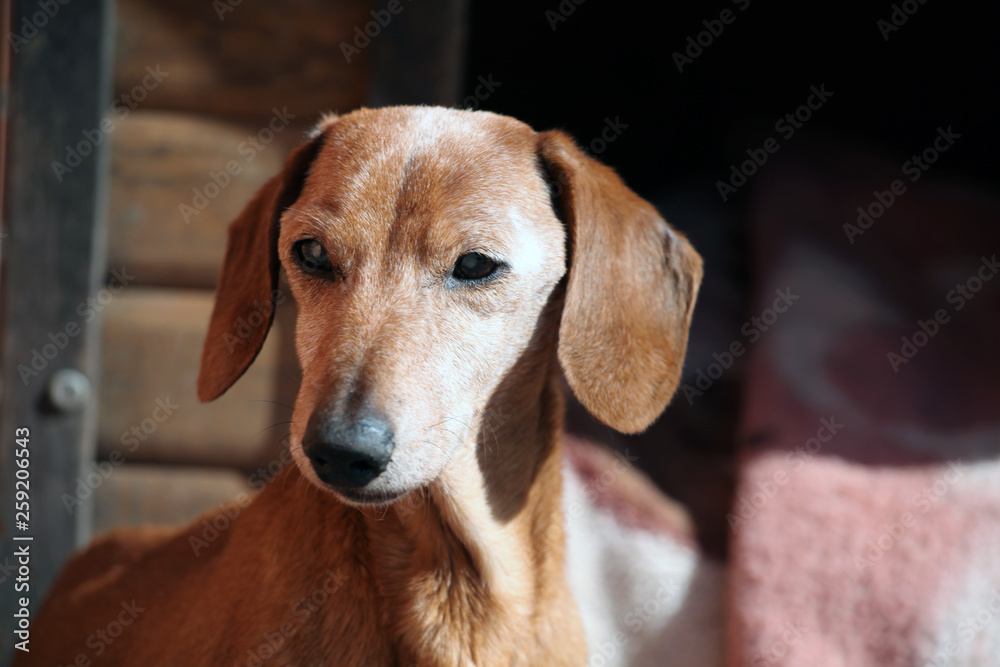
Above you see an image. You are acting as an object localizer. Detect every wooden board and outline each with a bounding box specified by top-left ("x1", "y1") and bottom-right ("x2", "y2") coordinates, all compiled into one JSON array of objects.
[
  {"x1": 0, "y1": 0, "x2": 113, "y2": 655},
  {"x1": 92, "y1": 464, "x2": 252, "y2": 536},
  {"x1": 97, "y1": 288, "x2": 300, "y2": 468},
  {"x1": 108, "y1": 110, "x2": 300, "y2": 287},
  {"x1": 114, "y1": 0, "x2": 368, "y2": 122}
]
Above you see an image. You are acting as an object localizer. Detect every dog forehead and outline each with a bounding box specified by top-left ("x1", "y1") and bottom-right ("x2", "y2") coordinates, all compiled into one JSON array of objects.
[
  {"x1": 288, "y1": 107, "x2": 559, "y2": 254},
  {"x1": 315, "y1": 105, "x2": 537, "y2": 153},
  {"x1": 302, "y1": 108, "x2": 545, "y2": 213}
]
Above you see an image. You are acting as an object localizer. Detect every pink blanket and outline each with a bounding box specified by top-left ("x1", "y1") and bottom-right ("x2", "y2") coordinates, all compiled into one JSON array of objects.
[{"x1": 728, "y1": 138, "x2": 1000, "y2": 665}]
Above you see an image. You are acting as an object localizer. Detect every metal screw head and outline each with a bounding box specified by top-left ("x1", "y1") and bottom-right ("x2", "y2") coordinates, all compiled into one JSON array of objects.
[{"x1": 47, "y1": 368, "x2": 91, "y2": 413}]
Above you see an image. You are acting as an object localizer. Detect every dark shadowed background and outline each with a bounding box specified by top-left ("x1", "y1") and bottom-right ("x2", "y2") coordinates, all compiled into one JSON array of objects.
[{"x1": 460, "y1": 1, "x2": 999, "y2": 556}]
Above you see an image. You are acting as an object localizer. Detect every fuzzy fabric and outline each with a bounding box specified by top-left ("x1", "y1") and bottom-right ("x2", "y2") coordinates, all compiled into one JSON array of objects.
[
  {"x1": 563, "y1": 436, "x2": 726, "y2": 667},
  {"x1": 727, "y1": 138, "x2": 1000, "y2": 666}
]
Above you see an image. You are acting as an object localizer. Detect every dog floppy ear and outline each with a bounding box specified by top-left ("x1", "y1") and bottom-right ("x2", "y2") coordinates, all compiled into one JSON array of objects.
[
  {"x1": 197, "y1": 135, "x2": 325, "y2": 402},
  {"x1": 537, "y1": 130, "x2": 703, "y2": 434}
]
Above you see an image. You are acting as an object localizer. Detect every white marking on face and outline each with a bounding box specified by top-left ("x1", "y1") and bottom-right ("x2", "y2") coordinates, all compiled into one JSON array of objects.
[{"x1": 282, "y1": 112, "x2": 567, "y2": 503}]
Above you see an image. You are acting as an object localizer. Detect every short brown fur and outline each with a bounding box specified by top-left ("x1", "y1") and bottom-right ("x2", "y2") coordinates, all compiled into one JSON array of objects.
[{"x1": 20, "y1": 107, "x2": 701, "y2": 667}]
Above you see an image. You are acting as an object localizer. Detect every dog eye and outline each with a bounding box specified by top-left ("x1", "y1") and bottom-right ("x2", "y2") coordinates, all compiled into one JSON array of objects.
[
  {"x1": 293, "y1": 239, "x2": 334, "y2": 276},
  {"x1": 453, "y1": 253, "x2": 499, "y2": 282}
]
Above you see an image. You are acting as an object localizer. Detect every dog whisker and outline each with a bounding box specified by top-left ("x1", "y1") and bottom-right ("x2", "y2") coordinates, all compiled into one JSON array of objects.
[
  {"x1": 253, "y1": 421, "x2": 293, "y2": 437},
  {"x1": 246, "y1": 399, "x2": 295, "y2": 411}
]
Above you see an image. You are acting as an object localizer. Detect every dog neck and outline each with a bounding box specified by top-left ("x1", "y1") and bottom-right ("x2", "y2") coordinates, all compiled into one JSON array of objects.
[
  {"x1": 269, "y1": 365, "x2": 584, "y2": 666},
  {"x1": 367, "y1": 366, "x2": 583, "y2": 665}
]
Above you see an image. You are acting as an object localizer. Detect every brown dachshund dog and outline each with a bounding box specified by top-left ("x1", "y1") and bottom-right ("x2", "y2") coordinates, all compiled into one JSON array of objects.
[{"x1": 21, "y1": 107, "x2": 704, "y2": 666}]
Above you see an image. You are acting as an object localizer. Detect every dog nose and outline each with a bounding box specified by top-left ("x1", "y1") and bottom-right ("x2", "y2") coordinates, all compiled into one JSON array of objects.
[{"x1": 302, "y1": 413, "x2": 395, "y2": 489}]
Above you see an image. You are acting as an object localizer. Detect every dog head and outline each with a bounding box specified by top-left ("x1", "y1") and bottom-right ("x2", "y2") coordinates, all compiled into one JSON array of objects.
[{"x1": 198, "y1": 107, "x2": 701, "y2": 505}]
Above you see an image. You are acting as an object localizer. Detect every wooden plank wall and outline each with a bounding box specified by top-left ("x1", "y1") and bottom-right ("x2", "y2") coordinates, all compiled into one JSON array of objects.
[
  {"x1": 94, "y1": 0, "x2": 368, "y2": 532},
  {"x1": 0, "y1": 1, "x2": 113, "y2": 661}
]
